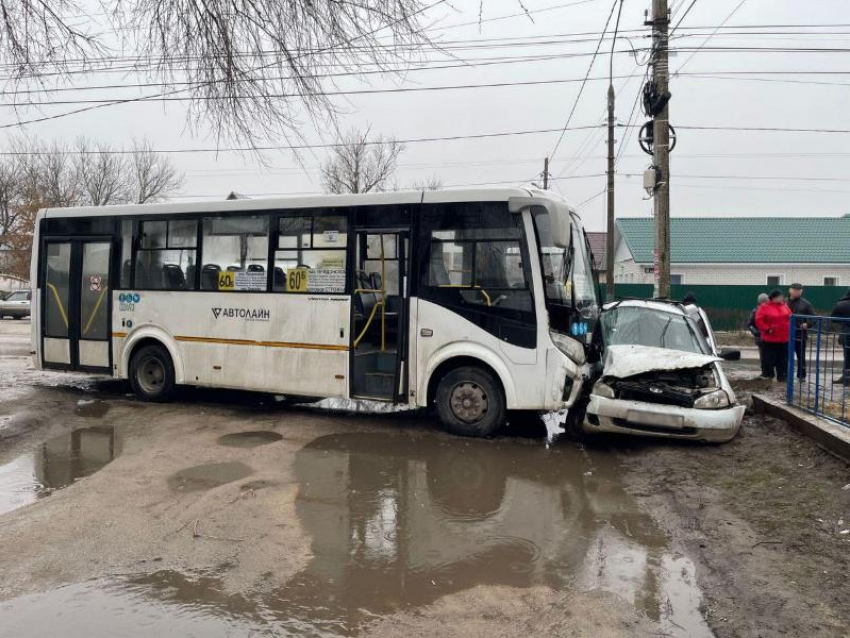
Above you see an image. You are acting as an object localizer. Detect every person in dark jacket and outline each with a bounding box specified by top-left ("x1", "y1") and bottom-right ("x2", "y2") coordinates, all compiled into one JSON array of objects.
[
  {"x1": 756, "y1": 289, "x2": 792, "y2": 381},
  {"x1": 682, "y1": 292, "x2": 697, "y2": 305},
  {"x1": 787, "y1": 283, "x2": 816, "y2": 379},
  {"x1": 830, "y1": 288, "x2": 850, "y2": 385},
  {"x1": 748, "y1": 292, "x2": 770, "y2": 378}
]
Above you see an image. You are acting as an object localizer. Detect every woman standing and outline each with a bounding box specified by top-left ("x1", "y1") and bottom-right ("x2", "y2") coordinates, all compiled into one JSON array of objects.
[{"x1": 755, "y1": 289, "x2": 792, "y2": 381}]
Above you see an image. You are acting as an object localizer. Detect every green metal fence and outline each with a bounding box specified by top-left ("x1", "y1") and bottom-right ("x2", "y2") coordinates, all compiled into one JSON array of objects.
[{"x1": 602, "y1": 284, "x2": 848, "y2": 331}]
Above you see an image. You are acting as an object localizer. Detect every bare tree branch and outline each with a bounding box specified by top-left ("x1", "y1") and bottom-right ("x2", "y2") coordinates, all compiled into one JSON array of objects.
[
  {"x1": 129, "y1": 138, "x2": 184, "y2": 203},
  {"x1": 320, "y1": 128, "x2": 403, "y2": 194}
]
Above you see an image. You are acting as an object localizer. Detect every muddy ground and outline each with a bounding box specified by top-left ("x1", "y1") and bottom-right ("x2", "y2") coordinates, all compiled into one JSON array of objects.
[{"x1": 1, "y1": 319, "x2": 849, "y2": 637}]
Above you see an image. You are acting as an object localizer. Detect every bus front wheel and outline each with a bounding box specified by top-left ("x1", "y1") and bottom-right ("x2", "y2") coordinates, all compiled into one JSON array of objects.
[
  {"x1": 435, "y1": 366, "x2": 505, "y2": 438},
  {"x1": 129, "y1": 344, "x2": 176, "y2": 402}
]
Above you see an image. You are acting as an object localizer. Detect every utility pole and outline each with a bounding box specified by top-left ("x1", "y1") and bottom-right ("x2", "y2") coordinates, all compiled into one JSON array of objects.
[
  {"x1": 543, "y1": 157, "x2": 550, "y2": 189},
  {"x1": 606, "y1": 83, "x2": 615, "y2": 298},
  {"x1": 651, "y1": 0, "x2": 671, "y2": 299}
]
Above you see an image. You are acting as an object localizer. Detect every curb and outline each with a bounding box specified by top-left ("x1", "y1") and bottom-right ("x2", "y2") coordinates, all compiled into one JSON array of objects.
[{"x1": 751, "y1": 394, "x2": 850, "y2": 462}]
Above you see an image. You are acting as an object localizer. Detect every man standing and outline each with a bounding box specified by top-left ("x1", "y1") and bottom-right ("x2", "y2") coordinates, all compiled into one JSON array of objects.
[
  {"x1": 748, "y1": 293, "x2": 770, "y2": 378},
  {"x1": 756, "y1": 289, "x2": 792, "y2": 382},
  {"x1": 830, "y1": 288, "x2": 850, "y2": 385},
  {"x1": 787, "y1": 283, "x2": 815, "y2": 379}
]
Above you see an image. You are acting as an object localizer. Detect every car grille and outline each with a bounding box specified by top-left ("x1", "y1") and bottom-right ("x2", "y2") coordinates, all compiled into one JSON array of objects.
[{"x1": 611, "y1": 381, "x2": 696, "y2": 408}]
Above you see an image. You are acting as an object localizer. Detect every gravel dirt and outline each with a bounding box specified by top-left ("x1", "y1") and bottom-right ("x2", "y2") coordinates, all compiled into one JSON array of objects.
[{"x1": 1, "y1": 319, "x2": 849, "y2": 637}]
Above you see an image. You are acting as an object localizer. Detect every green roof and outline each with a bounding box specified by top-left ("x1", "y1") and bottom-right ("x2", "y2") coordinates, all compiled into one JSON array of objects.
[{"x1": 617, "y1": 217, "x2": 850, "y2": 264}]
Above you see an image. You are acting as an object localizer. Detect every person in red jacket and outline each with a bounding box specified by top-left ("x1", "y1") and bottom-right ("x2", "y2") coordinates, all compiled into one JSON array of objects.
[{"x1": 755, "y1": 289, "x2": 792, "y2": 381}]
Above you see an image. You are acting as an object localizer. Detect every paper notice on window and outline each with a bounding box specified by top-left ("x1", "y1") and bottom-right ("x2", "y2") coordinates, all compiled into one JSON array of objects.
[
  {"x1": 307, "y1": 268, "x2": 346, "y2": 293},
  {"x1": 219, "y1": 271, "x2": 267, "y2": 291},
  {"x1": 323, "y1": 230, "x2": 339, "y2": 243}
]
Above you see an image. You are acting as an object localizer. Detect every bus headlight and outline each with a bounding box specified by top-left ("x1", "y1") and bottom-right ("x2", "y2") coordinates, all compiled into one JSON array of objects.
[
  {"x1": 550, "y1": 330, "x2": 586, "y2": 365},
  {"x1": 694, "y1": 389, "x2": 730, "y2": 409}
]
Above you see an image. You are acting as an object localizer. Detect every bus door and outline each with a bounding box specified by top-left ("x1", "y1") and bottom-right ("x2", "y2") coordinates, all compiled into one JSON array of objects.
[
  {"x1": 350, "y1": 230, "x2": 409, "y2": 401},
  {"x1": 42, "y1": 238, "x2": 113, "y2": 372}
]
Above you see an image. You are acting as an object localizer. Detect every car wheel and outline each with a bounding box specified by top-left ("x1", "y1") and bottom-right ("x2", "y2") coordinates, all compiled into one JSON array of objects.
[
  {"x1": 129, "y1": 344, "x2": 176, "y2": 402},
  {"x1": 435, "y1": 366, "x2": 505, "y2": 438}
]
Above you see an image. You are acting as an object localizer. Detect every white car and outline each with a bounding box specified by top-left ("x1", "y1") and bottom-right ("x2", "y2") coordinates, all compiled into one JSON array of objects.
[
  {"x1": 0, "y1": 289, "x2": 31, "y2": 320},
  {"x1": 582, "y1": 299, "x2": 745, "y2": 443}
]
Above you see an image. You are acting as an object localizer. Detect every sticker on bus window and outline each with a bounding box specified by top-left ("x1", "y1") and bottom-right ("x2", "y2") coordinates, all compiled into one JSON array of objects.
[
  {"x1": 218, "y1": 271, "x2": 266, "y2": 291},
  {"x1": 323, "y1": 230, "x2": 339, "y2": 243},
  {"x1": 286, "y1": 268, "x2": 308, "y2": 292},
  {"x1": 308, "y1": 268, "x2": 345, "y2": 292}
]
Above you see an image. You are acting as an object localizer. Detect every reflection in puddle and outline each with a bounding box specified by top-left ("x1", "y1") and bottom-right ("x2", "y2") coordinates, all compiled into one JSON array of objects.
[
  {"x1": 0, "y1": 433, "x2": 713, "y2": 637},
  {"x1": 0, "y1": 426, "x2": 117, "y2": 516},
  {"x1": 167, "y1": 462, "x2": 254, "y2": 492},
  {"x1": 217, "y1": 431, "x2": 283, "y2": 448},
  {"x1": 74, "y1": 399, "x2": 110, "y2": 418}
]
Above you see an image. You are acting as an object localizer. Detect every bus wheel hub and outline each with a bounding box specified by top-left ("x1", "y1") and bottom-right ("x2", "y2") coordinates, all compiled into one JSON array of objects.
[{"x1": 450, "y1": 383, "x2": 488, "y2": 423}]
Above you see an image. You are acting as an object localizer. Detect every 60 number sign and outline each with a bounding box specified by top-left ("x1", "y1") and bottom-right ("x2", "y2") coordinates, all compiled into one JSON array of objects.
[{"x1": 287, "y1": 268, "x2": 308, "y2": 292}]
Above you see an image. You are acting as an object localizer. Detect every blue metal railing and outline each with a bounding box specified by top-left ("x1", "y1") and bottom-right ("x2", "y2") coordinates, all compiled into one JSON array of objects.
[{"x1": 786, "y1": 314, "x2": 849, "y2": 427}]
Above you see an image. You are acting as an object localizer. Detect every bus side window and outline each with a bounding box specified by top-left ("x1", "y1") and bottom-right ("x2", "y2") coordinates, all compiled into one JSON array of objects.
[
  {"x1": 419, "y1": 203, "x2": 533, "y2": 314},
  {"x1": 135, "y1": 219, "x2": 198, "y2": 290},
  {"x1": 273, "y1": 213, "x2": 348, "y2": 294},
  {"x1": 200, "y1": 216, "x2": 269, "y2": 291}
]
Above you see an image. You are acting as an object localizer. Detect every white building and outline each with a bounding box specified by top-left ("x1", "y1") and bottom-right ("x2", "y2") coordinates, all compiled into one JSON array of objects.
[{"x1": 613, "y1": 216, "x2": 850, "y2": 287}]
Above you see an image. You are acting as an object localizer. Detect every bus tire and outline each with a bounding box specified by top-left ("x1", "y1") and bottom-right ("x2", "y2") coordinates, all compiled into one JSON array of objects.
[
  {"x1": 434, "y1": 366, "x2": 505, "y2": 438},
  {"x1": 129, "y1": 344, "x2": 176, "y2": 402}
]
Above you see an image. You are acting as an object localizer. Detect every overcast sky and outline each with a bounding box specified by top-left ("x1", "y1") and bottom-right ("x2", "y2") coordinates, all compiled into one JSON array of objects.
[{"x1": 4, "y1": 0, "x2": 850, "y2": 230}]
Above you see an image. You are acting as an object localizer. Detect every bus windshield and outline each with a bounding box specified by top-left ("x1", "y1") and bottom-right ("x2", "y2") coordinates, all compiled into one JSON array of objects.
[{"x1": 531, "y1": 207, "x2": 599, "y2": 333}]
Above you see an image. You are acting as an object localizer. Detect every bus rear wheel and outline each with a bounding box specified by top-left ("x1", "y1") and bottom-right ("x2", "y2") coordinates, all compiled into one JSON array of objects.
[
  {"x1": 435, "y1": 366, "x2": 505, "y2": 438},
  {"x1": 130, "y1": 344, "x2": 176, "y2": 402}
]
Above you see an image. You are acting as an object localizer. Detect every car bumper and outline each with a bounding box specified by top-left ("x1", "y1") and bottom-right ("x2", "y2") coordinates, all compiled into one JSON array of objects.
[{"x1": 583, "y1": 395, "x2": 745, "y2": 443}]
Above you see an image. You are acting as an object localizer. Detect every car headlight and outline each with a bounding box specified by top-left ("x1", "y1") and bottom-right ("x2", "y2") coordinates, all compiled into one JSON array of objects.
[
  {"x1": 694, "y1": 389, "x2": 730, "y2": 409},
  {"x1": 550, "y1": 330, "x2": 586, "y2": 365}
]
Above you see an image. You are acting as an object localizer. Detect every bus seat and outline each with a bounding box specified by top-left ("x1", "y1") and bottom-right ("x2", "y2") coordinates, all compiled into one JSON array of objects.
[
  {"x1": 163, "y1": 264, "x2": 186, "y2": 290},
  {"x1": 369, "y1": 272, "x2": 382, "y2": 291},
  {"x1": 201, "y1": 264, "x2": 221, "y2": 290},
  {"x1": 354, "y1": 270, "x2": 377, "y2": 318},
  {"x1": 273, "y1": 267, "x2": 286, "y2": 290},
  {"x1": 248, "y1": 264, "x2": 265, "y2": 273},
  {"x1": 226, "y1": 265, "x2": 240, "y2": 272},
  {"x1": 122, "y1": 260, "x2": 132, "y2": 285}
]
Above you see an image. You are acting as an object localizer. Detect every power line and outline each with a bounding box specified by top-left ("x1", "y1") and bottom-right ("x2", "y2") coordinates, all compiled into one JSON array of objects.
[
  {"x1": 549, "y1": 0, "x2": 621, "y2": 161},
  {"x1": 676, "y1": 0, "x2": 749, "y2": 72},
  {"x1": 670, "y1": 0, "x2": 700, "y2": 35}
]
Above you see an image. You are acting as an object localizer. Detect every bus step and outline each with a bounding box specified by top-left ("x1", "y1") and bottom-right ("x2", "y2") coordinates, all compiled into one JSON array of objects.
[
  {"x1": 354, "y1": 350, "x2": 397, "y2": 373},
  {"x1": 364, "y1": 371, "x2": 395, "y2": 397}
]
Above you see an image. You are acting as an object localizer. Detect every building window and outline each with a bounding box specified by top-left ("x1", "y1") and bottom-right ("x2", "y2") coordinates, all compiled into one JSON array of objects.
[
  {"x1": 670, "y1": 274, "x2": 683, "y2": 286},
  {"x1": 135, "y1": 219, "x2": 198, "y2": 290},
  {"x1": 766, "y1": 274, "x2": 784, "y2": 286},
  {"x1": 273, "y1": 214, "x2": 348, "y2": 293},
  {"x1": 643, "y1": 267, "x2": 654, "y2": 274},
  {"x1": 201, "y1": 216, "x2": 269, "y2": 291},
  {"x1": 824, "y1": 276, "x2": 839, "y2": 287}
]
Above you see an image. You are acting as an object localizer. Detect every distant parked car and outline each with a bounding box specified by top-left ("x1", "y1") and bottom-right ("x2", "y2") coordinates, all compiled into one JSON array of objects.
[{"x1": 0, "y1": 289, "x2": 32, "y2": 319}]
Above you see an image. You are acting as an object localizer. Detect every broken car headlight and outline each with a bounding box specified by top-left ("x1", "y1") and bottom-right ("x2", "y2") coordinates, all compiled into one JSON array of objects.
[
  {"x1": 550, "y1": 330, "x2": 586, "y2": 365},
  {"x1": 694, "y1": 389, "x2": 730, "y2": 409}
]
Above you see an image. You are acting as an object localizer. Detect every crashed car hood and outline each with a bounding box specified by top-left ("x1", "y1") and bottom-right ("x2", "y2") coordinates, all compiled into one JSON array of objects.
[{"x1": 601, "y1": 345, "x2": 720, "y2": 379}]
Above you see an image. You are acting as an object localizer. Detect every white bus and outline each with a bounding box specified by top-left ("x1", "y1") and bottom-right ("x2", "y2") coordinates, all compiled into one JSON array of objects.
[{"x1": 30, "y1": 188, "x2": 599, "y2": 437}]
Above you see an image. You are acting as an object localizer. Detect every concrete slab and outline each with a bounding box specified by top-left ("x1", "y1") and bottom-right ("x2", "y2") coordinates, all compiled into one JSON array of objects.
[{"x1": 752, "y1": 394, "x2": 850, "y2": 462}]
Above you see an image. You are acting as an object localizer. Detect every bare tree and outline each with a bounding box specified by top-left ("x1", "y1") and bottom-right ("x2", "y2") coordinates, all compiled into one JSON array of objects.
[
  {"x1": 129, "y1": 139, "x2": 184, "y2": 204},
  {"x1": 1, "y1": 1, "x2": 433, "y2": 147},
  {"x1": 76, "y1": 139, "x2": 132, "y2": 206},
  {"x1": 409, "y1": 175, "x2": 443, "y2": 190},
  {"x1": 321, "y1": 128, "x2": 404, "y2": 194},
  {"x1": 0, "y1": 136, "x2": 184, "y2": 279}
]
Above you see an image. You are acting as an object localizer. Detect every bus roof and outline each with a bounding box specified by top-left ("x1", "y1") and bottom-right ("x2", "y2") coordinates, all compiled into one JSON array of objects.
[{"x1": 39, "y1": 187, "x2": 574, "y2": 219}]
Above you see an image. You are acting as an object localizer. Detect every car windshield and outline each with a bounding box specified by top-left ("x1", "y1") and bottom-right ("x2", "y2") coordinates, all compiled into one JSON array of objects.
[{"x1": 601, "y1": 306, "x2": 707, "y2": 354}]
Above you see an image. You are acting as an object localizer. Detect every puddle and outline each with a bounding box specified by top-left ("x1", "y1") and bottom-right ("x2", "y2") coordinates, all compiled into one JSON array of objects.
[
  {"x1": 167, "y1": 462, "x2": 254, "y2": 492},
  {"x1": 217, "y1": 431, "x2": 283, "y2": 448},
  {"x1": 75, "y1": 399, "x2": 110, "y2": 418},
  {"x1": 0, "y1": 426, "x2": 118, "y2": 516},
  {"x1": 0, "y1": 433, "x2": 713, "y2": 637}
]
